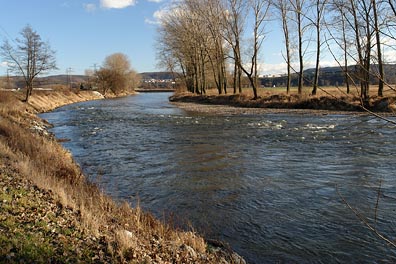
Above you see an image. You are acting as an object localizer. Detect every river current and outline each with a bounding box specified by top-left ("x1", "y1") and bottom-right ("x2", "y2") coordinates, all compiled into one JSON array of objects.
[{"x1": 41, "y1": 92, "x2": 396, "y2": 263}]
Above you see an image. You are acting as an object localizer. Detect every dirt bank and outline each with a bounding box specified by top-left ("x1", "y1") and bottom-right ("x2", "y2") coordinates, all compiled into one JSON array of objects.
[
  {"x1": 170, "y1": 92, "x2": 396, "y2": 114},
  {"x1": 0, "y1": 90, "x2": 245, "y2": 263}
]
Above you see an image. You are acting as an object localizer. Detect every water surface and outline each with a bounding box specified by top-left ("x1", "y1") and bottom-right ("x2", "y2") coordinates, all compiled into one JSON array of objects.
[{"x1": 41, "y1": 93, "x2": 396, "y2": 263}]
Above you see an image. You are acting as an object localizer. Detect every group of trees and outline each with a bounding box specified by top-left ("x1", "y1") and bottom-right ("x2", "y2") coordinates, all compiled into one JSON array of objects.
[
  {"x1": 1, "y1": 25, "x2": 139, "y2": 102},
  {"x1": 92, "y1": 53, "x2": 140, "y2": 96},
  {"x1": 157, "y1": 0, "x2": 396, "y2": 102}
]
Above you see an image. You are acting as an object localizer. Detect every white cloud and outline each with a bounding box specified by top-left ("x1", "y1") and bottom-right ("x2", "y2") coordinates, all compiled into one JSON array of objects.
[
  {"x1": 100, "y1": 0, "x2": 137, "y2": 9},
  {"x1": 258, "y1": 59, "x2": 341, "y2": 76},
  {"x1": 145, "y1": 8, "x2": 167, "y2": 25},
  {"x1": 147, "y1": 0, "x2": 163, "y2": 2},
  {"x1": 83, "y1": 3, "x2": 97, "y2": 12},
  {"x1": 0, "y1": 61, "x2": 8, "y2": 68},
  {"x1": 384, "y1": 49, "x2": 396, "y2": 64},
  {"x1": 144, "y1": 18, "x2": 156, "y2": 25}
]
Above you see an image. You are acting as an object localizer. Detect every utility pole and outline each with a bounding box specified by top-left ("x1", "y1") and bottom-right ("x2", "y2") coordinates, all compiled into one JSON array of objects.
[
  {"x1": 90, "y1": 63, "x2": 98, "y2": 90},
  {"x1": 66, "y1": 67, "x2": 73, "y2": 89},
  {"x1": 6, "y1": 68, "x2": 11, "y2": 89}
]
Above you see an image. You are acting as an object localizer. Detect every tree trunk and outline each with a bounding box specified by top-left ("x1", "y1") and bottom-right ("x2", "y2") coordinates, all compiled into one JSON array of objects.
[
  {"x1": 312, "y1": 27, "x2": 320, "y2": 95},
  {"x1": 312, "y1": 0, "x2": 322, "y2": 96},
  {"x1": 233, "y1": 60, "x2": 237, "y2": 94},
  {"x1": 373, "y1": 0, "x2": 384, "y2": 97},
  {"x1": 342, "y1": 19, "x2": 350, "y2": 94},
  {"x1": 25, "y1": 86, "x2": 31, "y2": 102},
  {"x1": 297, "y1": 1, "x2": 304, "y2": 95}
]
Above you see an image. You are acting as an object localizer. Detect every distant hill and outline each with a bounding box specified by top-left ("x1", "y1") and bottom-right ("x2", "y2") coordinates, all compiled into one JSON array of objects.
[
  {"x1": 5, "y1": 65, "x2": 395, "y2": 90},
  {"x1": 8, "y1": 75, "x2": 89, "y2": 89},
  {"x1": 261, "y1": 64, "x2": 396, "y2": 87},
  {"x1": 38, "y1": 75, "x2": 89, "y2": 84},
  {"x1": 140, "y1": 72, "x2": 176, "y2": 80}
]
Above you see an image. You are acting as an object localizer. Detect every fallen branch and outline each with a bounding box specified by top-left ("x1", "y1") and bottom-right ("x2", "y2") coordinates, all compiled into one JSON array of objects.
[
  {"x1": 360, "y1": 106, "x2": 396, "y2": 125},
  {"x1": 336, "y1": 184, "x2": 396, "y2": 248}
]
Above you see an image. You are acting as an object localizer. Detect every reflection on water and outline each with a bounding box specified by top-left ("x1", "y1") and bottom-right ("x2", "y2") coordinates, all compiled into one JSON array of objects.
[{"x1": 41, "y1": 93, "x2": 396, "y2": 263}]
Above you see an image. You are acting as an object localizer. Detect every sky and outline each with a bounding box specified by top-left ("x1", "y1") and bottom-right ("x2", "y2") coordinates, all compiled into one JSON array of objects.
[
  {"x1": 0, "y1": 0, "x2": 349, "y2": 77},
  {"x1": 0, "y1": 0, "x2": 168, "y2": 76}
]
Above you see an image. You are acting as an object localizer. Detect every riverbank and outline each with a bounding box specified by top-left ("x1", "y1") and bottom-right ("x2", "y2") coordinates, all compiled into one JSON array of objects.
[
  {"x1": 169, "y1": 92, "x2": 396, "y2": 114},
  {"x1": 0, "y1": 90, "x2": 244, "y2": 263}
]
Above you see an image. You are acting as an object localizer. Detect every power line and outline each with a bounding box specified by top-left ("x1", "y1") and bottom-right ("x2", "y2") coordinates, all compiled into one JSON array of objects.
[{"x1": 0, "y1": 25, "x2": 17, "y2": 45}]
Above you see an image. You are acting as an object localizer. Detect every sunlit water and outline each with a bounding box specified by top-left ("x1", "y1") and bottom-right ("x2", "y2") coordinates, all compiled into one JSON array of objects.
[{"x1": 41, "y1": 93, "x2": 396, "y2": 263}]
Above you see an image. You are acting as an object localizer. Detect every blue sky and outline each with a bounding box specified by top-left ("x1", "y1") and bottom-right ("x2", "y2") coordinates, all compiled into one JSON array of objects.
[
  {"x1": 0, "y1": 0, "x2": 167, "y2": 76},
  {"x1": 0, "y1": 0, "x2": 351, "y2": 77}
]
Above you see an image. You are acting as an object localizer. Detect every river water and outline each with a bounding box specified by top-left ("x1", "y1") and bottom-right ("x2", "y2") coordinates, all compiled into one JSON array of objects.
[{"x1": 40, "y1": 92, "x2": 396, "y2": 263}]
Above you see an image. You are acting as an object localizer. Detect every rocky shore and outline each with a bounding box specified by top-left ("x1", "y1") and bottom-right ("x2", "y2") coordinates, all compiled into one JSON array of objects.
[{"x1": 0, "y1": 90, "x2": 245, "y2": 263}]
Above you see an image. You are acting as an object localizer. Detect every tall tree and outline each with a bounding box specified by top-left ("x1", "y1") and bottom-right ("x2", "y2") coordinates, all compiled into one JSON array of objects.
[
  {"x1": 311, "y1": 0, "x2": 328, "y2": 95},
  {"x1": 222, "y1": 0, "x2": 246, "y2": 94},
  {"x1": 190, "y1": 0, "x2": 228, "y2": 94},
  {"x1": 372, "y1": 0, "x2": 385, "y2": 97},
  {"x1": 348, "y1": 0, "x2": 373, "y2": 103},
  {"x1": 249, "y1": 0, "x2": 270, "y2": 99},
  {"x1": 290, "y1": 0, "x2": 306, "y2": 95},
  {"x1": 274, "y1": 0, "x2": 292, "y2": 94},
  {"x1": 1, "y1": 25, "x2": 57, "y2": 102},
  {"x1": 332, "y1": 0, "x2": 352, "y2": 93},
  {"x1": 157, "y1": 2, "x2": 209, "y2": 94}
]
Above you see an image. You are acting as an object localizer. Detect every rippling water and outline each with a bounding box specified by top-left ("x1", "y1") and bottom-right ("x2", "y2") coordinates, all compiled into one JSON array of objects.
[{"x1": 41, "y1": 93, "x2": 396, "y2": 263}]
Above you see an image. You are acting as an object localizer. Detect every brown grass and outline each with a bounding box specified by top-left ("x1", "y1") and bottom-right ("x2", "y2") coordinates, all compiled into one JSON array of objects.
[
  {"x1": 203, "y1": 84, "x2": 396, "y2": 98},
  {"x1": 174, "y1": 85, "x2": 396, "y2": 113}
]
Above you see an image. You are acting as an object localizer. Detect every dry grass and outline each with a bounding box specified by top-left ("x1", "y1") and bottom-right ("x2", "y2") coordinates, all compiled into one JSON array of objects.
[
  {"x1": 203, "y1": 84, "x2": 396, "y2": 98},
  {"x1": 0, "y1": 90, "x2": 241, "y2": 263},
  {"x1": 174, "y1": 85, "x2": 396, "y2": 113}
]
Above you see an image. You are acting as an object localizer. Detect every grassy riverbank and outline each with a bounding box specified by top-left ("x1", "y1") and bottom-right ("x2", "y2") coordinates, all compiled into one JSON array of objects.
[
  {"x1": 170, "y1": 87, "x2": 396, "y2": 113},
  {"x1": 0, "y1": 90, "x2": 244, "y2": 263}
]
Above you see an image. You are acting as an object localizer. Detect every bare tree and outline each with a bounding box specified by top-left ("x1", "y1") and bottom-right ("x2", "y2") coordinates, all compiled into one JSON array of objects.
[
  {"x1": 311, "y1": 0, "x2": 328, "y2": 95},
  {"x1": 289, "y1": 0, "x2": 307, "y2": 95},
  {"x1": 96, "y1": 53, "x2": 137, "y2": 95},
  {"x1": 231, "y1": 0, "x2": 270, "y2": 99},
  {"x1": 157, "y1": 2, "x2": 207, "y2": 94},
  {"x1": 95, "y1": 68, "x2": 113, "y2": 95},
  {"x1": 372, "y1": 0, "x2": 385, "y2": 97},
  {"x1": 1, "y1": 25, "x2": 57, "y2": 102},
  {"x1": 222, "y1": 0, "x2": 247, "y2": 94},
  {"x1": 187, "y1": 0, "x2": 228, "y2": 94},
  {"x1": 330, "y1": 0, "x2": 352, "y2": 93},
  {"x1": 274, "y1": 0, "x2": 293, "y2": 94},
  {"x1": 348, "y1": 0, "x2": 373, "y2": 103}
]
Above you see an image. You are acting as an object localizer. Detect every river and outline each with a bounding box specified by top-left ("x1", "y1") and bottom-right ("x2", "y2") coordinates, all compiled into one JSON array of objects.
[{"x1": 40, "y1": 92, "x2": 396, "y2": 263}]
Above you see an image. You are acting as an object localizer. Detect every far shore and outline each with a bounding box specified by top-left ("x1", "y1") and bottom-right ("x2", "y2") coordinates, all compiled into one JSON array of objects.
[
  {"x1": 27, "y1": 89, "x2": 137, "y2": 113},
  {"x1": 169, "y1": 90, "x2": 396, "y2": 116},
  {"x1": 171, "y1": 101, "x2": 364, "y2": 116}
]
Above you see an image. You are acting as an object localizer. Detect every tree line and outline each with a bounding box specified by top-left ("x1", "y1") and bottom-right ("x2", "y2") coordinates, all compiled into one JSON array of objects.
[{"x1": 157, "y1": 0, "x2": 396, "y2": 103}]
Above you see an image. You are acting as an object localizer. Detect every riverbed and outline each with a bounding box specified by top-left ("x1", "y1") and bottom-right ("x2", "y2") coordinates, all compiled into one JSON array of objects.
[{"x1": 41, "y1": 92, "x2": 396, "y2": 263}]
